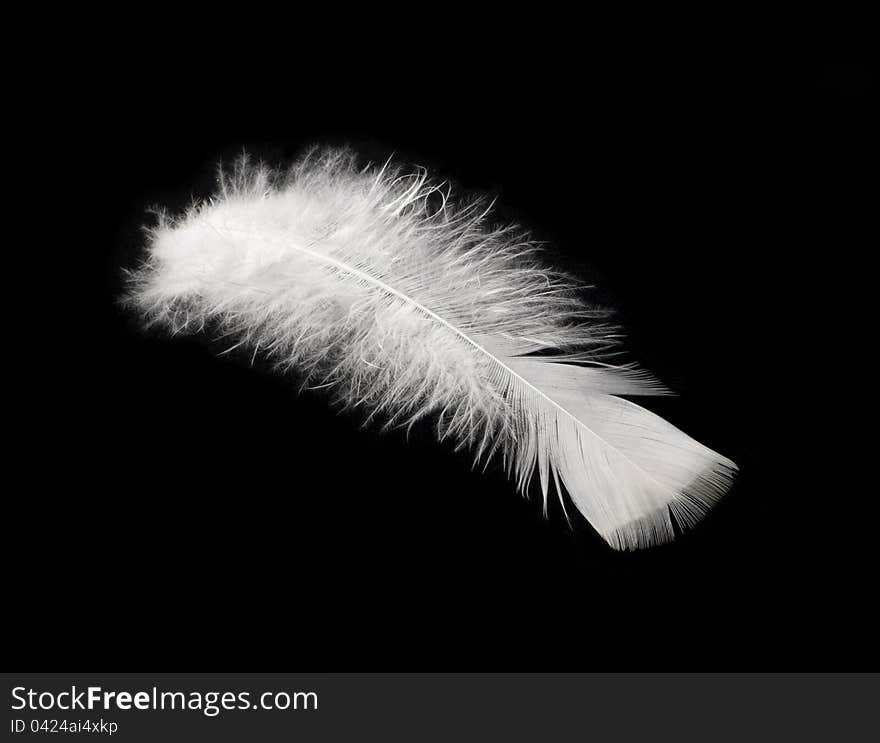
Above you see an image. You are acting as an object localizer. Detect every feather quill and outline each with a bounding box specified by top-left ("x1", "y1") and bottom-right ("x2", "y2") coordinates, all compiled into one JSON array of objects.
[{"x1": 125, "y1": 148, "x2": 736, "y2": 550}]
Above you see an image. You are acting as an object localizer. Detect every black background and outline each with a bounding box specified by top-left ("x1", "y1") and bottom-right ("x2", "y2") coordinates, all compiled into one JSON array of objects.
[{"x1": 11, "y1": 15, "x2": 874, "y2": 669}]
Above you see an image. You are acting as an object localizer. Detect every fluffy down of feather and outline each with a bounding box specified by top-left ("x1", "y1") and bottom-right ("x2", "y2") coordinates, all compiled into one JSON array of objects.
[{"x1": 125, "y1": 148, "x2": 736, "y2": 550}]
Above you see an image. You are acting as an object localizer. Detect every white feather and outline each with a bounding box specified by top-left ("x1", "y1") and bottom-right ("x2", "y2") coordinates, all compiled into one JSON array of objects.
[{"x1": 126, "y1": 148, "x2": 736, "y2": 550}]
